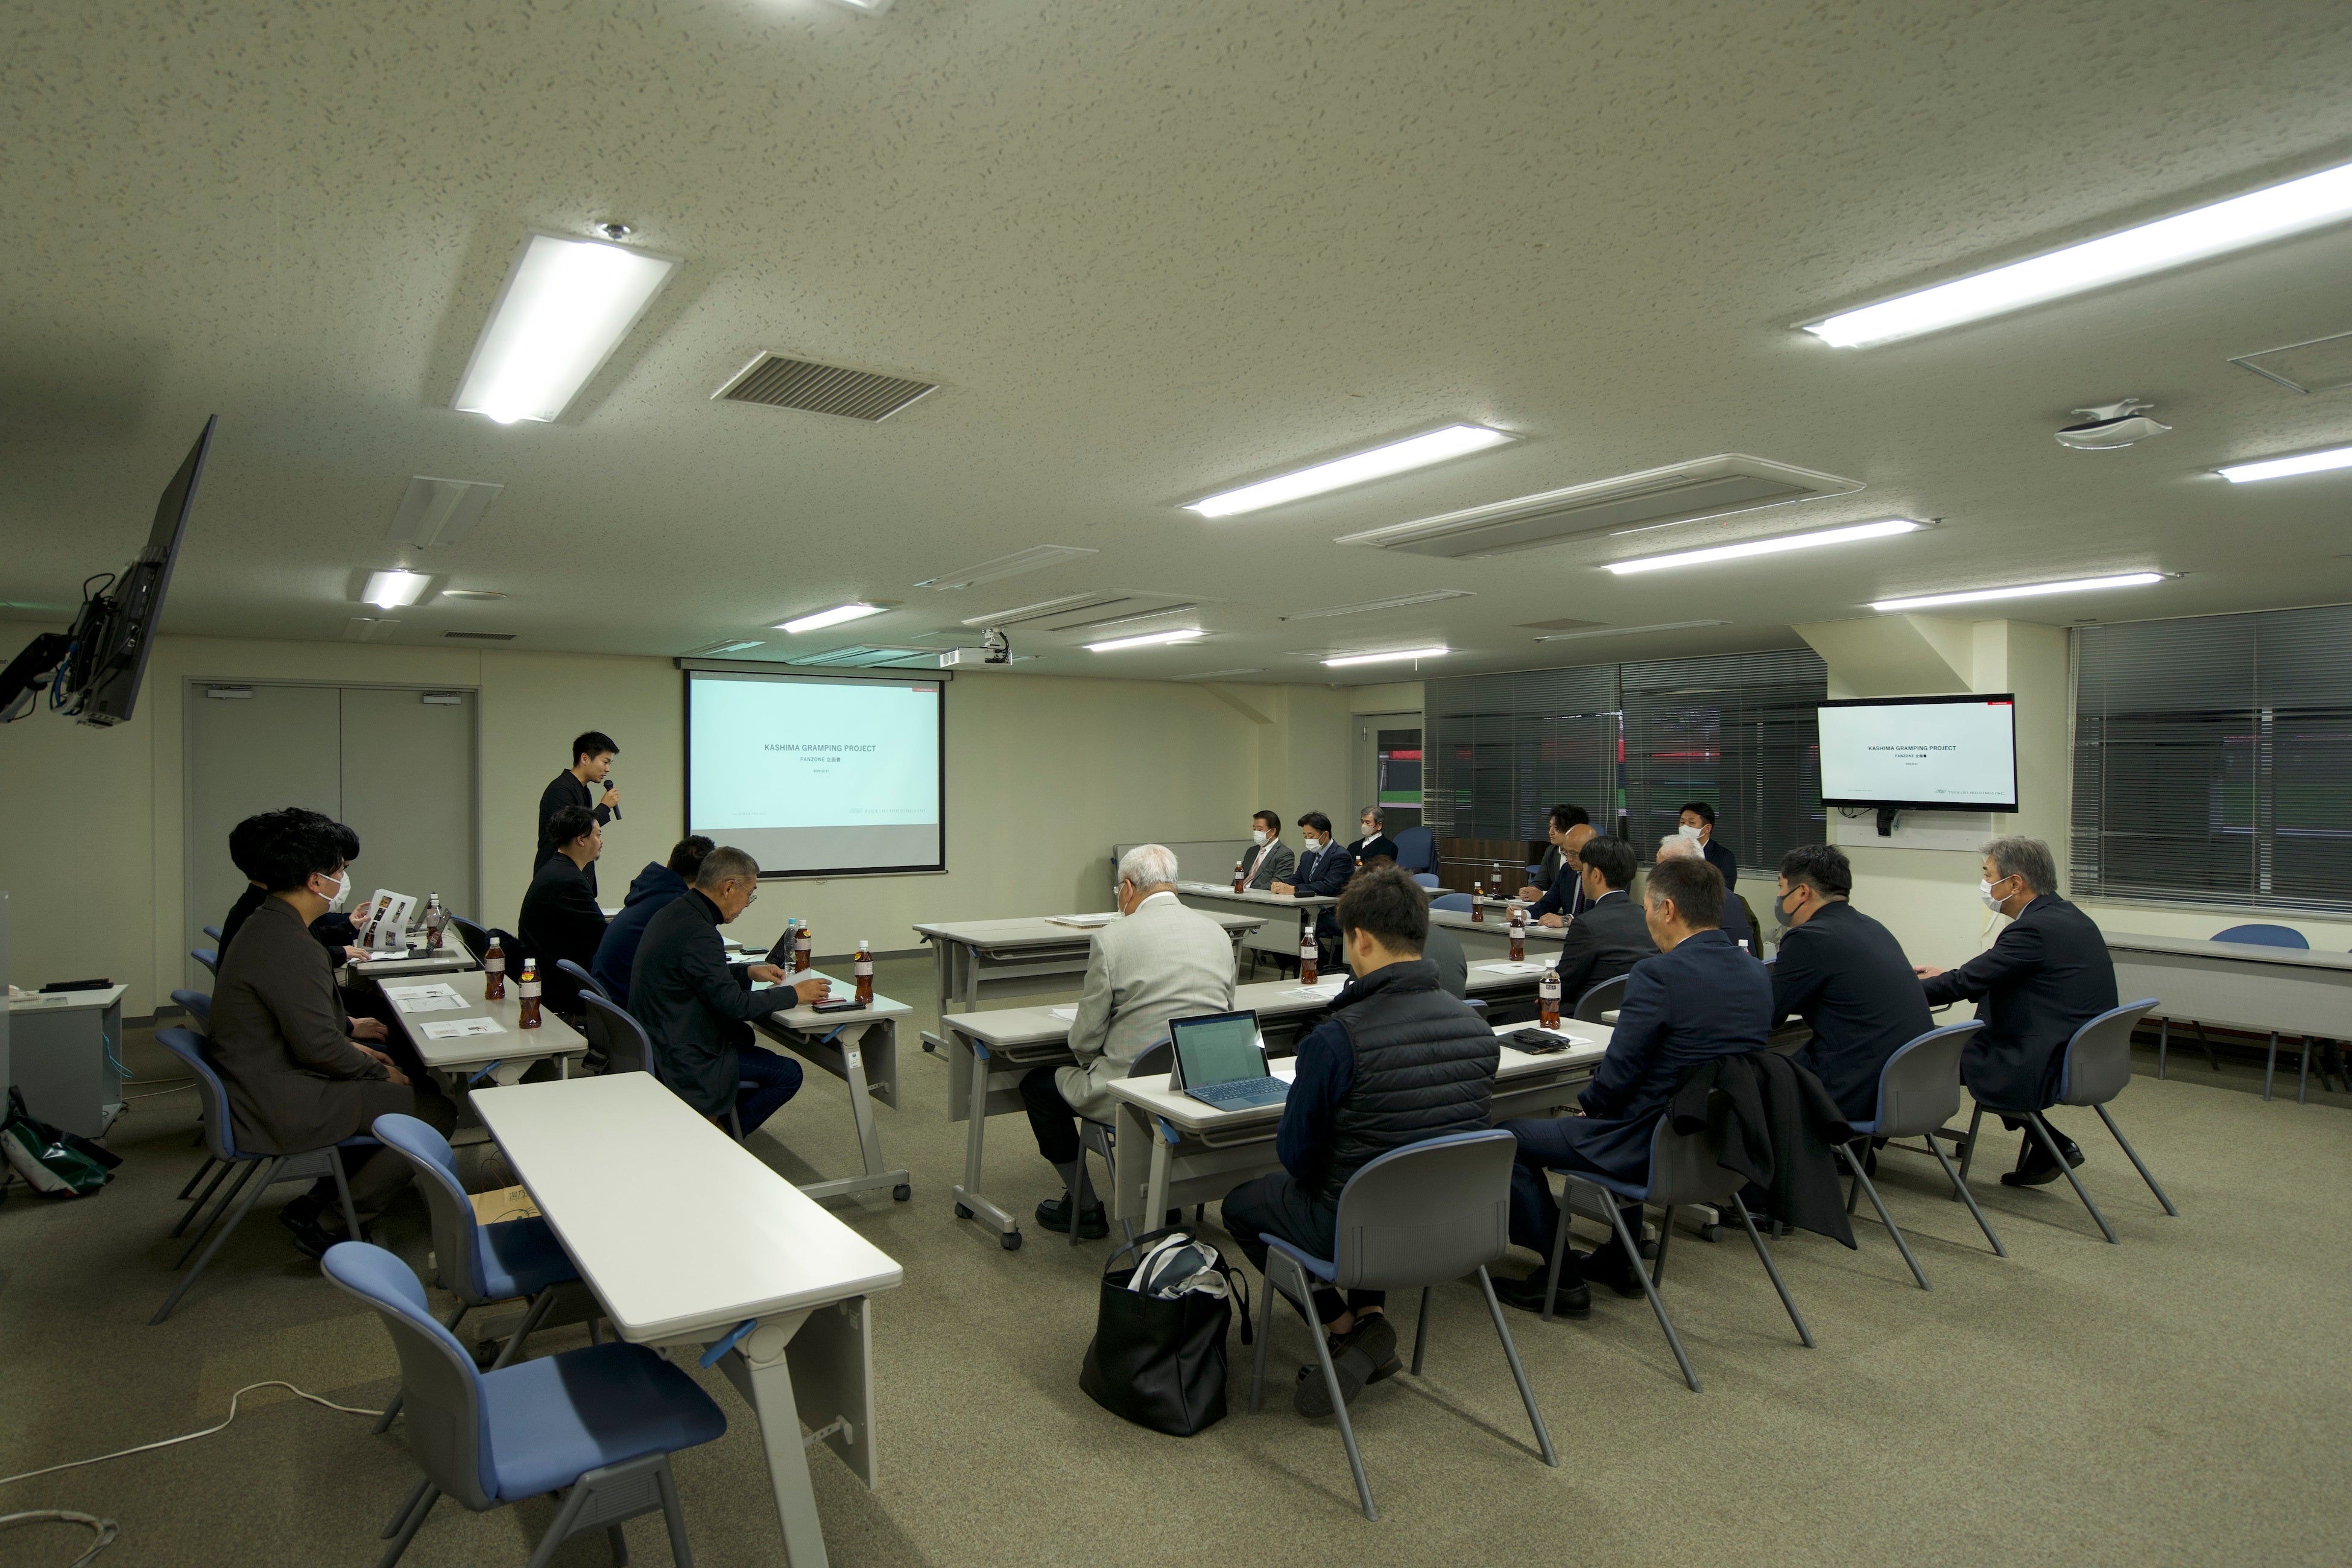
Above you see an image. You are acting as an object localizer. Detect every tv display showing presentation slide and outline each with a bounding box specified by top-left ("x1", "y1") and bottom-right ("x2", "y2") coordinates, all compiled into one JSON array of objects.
[
  {"x1": 686, "y1": 669, "x2": 945, "y2": 876},
  {"x1": 1818, "y1": 694, "x2": 2018, "y2": 812}
]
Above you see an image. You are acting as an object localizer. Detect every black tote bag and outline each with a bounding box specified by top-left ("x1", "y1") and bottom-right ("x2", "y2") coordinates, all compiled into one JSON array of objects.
[{"x1": 1078, "y1": 1228, "x2": 1251, "y2": 1437}]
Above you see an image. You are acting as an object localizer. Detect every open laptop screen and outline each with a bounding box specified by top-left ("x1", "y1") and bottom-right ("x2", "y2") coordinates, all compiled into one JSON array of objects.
[{"x1": 1169, "y1": 1011, "x2": 1266, "y2": 1089}]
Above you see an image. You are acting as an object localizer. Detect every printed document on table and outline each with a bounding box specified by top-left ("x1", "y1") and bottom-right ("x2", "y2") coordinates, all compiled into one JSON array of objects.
[
  {"x1": 1048, "y1": 1005, "x2": 1080, "y2": 1021},
  {"x1": 1277, "y1": 981, "x2": 1345, "y2": 1001},
  {"x1": 1047, "y1": 914, "x2": 1116, "y2": 928},
  {"x1": 420, "y1": 1017, "x2": 504, "y2": 1040},
  {"x1": 384, "y1": 982, "x2": 467, "y2": 1013},
  {"x1": 1476, "y1": 961, "x2": 1551, "y2": 976}
]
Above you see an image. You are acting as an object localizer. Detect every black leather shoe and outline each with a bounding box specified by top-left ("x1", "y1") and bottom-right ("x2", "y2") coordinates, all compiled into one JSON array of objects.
[
  {"x1": 2002, "y1": 1139, "x2": 2085, "y2": 1187},
  {"x1": 1034, "y1": 1195, "x2": 1108, "y2": 1239},
  {"x1": 1491, "y1": 1272, "x2": 1592, "y2": 1318},
  {"x1": 280, "y1": 1213, "x2": 343, "y2": 1260},
  {"x1": 1295, "y1": 1314, "x2": 1396, "y2": 1416},
  {"x1": 1575, "y1": 1248, "x2": 1648, "y2": 1297}
]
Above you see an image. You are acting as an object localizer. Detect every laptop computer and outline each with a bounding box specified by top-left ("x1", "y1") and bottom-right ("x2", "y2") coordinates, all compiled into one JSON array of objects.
[{"x1": 1168, "y1": 1010, "x2": 1290, "y2": 1111}]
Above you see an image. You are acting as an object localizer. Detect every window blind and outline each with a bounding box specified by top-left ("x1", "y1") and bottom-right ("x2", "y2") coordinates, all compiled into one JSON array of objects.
[
  {"x1": 1620, "y1": 649, "x2": 1826, "y2": 874},
  {"x1": 1426, "y1": 665, "x2": 1619, "y2": 841},
  {"x1": 2073, "y1": 604, "x2": 2352, "y2": 913}
]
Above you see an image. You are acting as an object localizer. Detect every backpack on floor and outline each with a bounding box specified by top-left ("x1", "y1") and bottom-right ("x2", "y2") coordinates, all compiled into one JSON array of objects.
[{"x1": 1079, "y1": 1227, "x2": 1251, "y2": 1437}]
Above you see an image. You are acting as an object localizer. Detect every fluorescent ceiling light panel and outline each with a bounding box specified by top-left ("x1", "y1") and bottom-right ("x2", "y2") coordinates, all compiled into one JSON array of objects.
[
  {"x1": 917, "y1": 545, "x2": 1096, "y2": 591},
  {"x1": 777, "y1": 602, "x2": 893, "y2": 634},
  {"x1": 1173, "y1": 668, "x2": 1266, "y2": 680},
  {"x1": 1048, "y1": 603, "x2": 1199, "y2": 634},
  {"x1": 1534, "y1": 619, "x2": 1730, "y2": 642},
  {"x1": 821, "y1": 0, "x2": 894, "y2": 11},
  {"x1": 1604, "y1": 519, "x2": 1925, "y2": 575},
  {"x1": 1086, "y1": 628, "x2": 1205, "y2": 653},
  {"x1": 1185, "y1": 425, "x2": 1516, "y2": 518},
  {"x1": 1323, "y1": 646, "x2": 1449, "y2": 668},
  {"x1": 361, "y1": 569, "x2": 432, "y2": 609},
  {"x1": 343, "y1": 618, "x2": 400, "y2": 642},
  {"x1": 2217, "y1": 444, "x2": 2352, "y2": 484},
  {"x1": 1804, "y1": 160, "x2": 2352, "y2": 347},
  {"x1": 1870, "y1": 573, "x2": 2167, "y2": 613},
  {"x1": 454, "y1": 232, "x2": 681, "y2": 424},
  {"x1": 1282, "y1": 590, "x2": 1474, "y2": 621},
  {"x1": 387, "y1": 476, "x2": 504, "y2": 547}
]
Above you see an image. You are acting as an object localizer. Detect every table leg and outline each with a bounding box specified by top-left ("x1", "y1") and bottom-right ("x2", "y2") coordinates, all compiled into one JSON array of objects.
[
  {"x1": 1143, "y1": 1126, "x2": 1175, "y2": 1233},
  {"x1": 958, "y1": 940, "x2": 981, "y2": 1013},
  {"x1": 715, "y1": 1312, "x2": 828, "y2": 1568},
  {"x1": 1110, "y1": 1101, "x2": 1153, "y2": 1233},
  {"x1": 949, "y1": 1034, "x2": 1019, "y2": 1247}
]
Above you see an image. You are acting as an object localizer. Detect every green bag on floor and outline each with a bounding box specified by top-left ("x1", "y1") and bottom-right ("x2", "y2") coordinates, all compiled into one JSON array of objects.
[{"x1": 1, "y1": 1087, "x2": 121, "y2": 1198}]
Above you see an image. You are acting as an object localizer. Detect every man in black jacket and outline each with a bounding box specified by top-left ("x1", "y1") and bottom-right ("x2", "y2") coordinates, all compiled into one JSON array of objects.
[
  {"x1": 1519, "y1": 803, "x2": 1592, "y2": 905},
  {"x1": 1918, "y1": 836, "x2": 2118, "y2": 1187},
  {"x1": 1271, "y1": 811, "x2": 1356, "y2": 964},
  {"x1": 1348, "y1": 806, "x2": 1398, "y2": 867},
  {"x1": 1678, "y1": 800, "x2": 1739, "y2": 892},
  {"x1": 1545, "y1": 836, "x2": 1656, "y2": 1008},
  {"x1": 1222, "y1": 865, "x2": 1499, "y2": 1416},
  {"x1": 536, "y1": 730, "x2": 621, "y2": 896},
  {"x1": 219, "y1": 808, "x2": 365, "y2": 963},
  {"x1": 1770, "y1": 844, "x2": 1930, "y2": 1123},
  {"x1": 628, "y1": 846, "x2": 830, "y2": 1136},
  {"x1": 591, "y1": 836, "x2": 713, "y2": 1005},
  {"x1": 517, "y1": 806, "x2": 609, "y2": 1016},
  {"x1": 1493, "y1": 855, "x2": 1771, "y2": 1315}
]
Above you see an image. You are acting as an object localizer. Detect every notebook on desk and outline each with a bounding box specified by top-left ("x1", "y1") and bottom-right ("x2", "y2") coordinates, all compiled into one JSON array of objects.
[{"x1": 1168, "y1": 1010, "x2": 1289, "y2": 1111}]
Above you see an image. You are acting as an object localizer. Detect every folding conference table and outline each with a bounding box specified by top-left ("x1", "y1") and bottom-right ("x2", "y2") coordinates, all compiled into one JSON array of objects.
[
  {"x1": 381, "y1": 969, "x2": 588, "y2": 1143},
  {"x1": 2105, "y1": 931, "x2": 2352, "y2": 1101},
  {"x1": 1171, "y1": 882, "x2": 1336, "y2": 967},
  {"x1": 751, "y1": 971, "x2": 914, "y2": 1204},
  {"x1": 909, "y1": 911, "x2": 1266, "y2": 1018}
]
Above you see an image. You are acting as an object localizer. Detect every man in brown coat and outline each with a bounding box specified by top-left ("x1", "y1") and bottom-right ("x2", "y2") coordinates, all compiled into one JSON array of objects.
[{"x1": 207, "y1": 813, "x2": 455, "y2": 1257}]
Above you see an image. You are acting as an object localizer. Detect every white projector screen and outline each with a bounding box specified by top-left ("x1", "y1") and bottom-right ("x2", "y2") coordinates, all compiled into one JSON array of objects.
[
  {"x1": 1818, "y1": 694, "x2": 2018, "y2": 811},
  {"x1": 685, "y1": 669, "x2": 946, "y2": 876}
]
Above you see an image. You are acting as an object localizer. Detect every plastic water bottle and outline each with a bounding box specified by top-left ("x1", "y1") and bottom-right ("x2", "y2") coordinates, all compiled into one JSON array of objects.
[
  {"x1": 1231, "y1": 860, "x2": 1245, "y2": 892},
  {"x1": 794, "y1": 923, "x2": 813, "y2": 973},
  {"x1": 1300, "y1": 923, "x2": 1318, "y2": 987},
  {"x1": 424, "y1": 893, "x2": 446, "y2": 951},
  {"x1": 1471, "y1": 875, "x2": 1486, "y2": 923},
  {"x1": 517, "y1": 957, "x2": 542, "y2": 1029},
  {"x1": 1538, "y1": 966, "x2": 1561, "y2": 1030},
  {"x1": 1508, "y1": 903, "x2": 1526, "y2": 963},
  {"x1": 854, "y1": 941, "x2": 874, "y2": 1005},
  {"x1": 482, "y1": 936, "x2": 506, "y2": 1001}
]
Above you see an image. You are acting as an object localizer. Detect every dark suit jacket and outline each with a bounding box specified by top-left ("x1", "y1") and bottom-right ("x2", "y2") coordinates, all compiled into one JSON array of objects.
[
  {"x1": 1921, "y1": 894, "x2": 2119, "y2": 1111},
  {"x1": 536, "y1": 771, "x2": 615, "y2": 896},
  {"x1": 628, "y1": 889, "x2": 800, "y2": 1118},
  {"x1": 1530, "y1": 862, "x2": 1591, "y2": 922},
  {"x1": 220, "y1": 882, "x2": 356, "y2": 963},
  {"x1": 1546, "y1": 929, "x2": 1773, "y2": 1184},
  {"x1": 517, "y1": 853, "x2": 609, "y2": 1013},
  {"x1": 1703, "y1": 836, "x2": 1738, "y2": 893},
  {"x1": 1288, "y1": 841, "x2": 1356, "y2": 942},
  {"x1": 1774, "y1": 900, "x2": 1932, "y2": 1122},
  {"x1": 1349, "y1": 833, "x2": 1399, "y2": 865},
  {"x1": 591, "y1": 861, "x2": 689, "y2": 1006},
  {"x1": 1718, "y1": 889, "x2": 1756, "y2": 953},
  {"x1": 1240, "y1": 838, "x2": 1295, "y2": 891},
  {"x1": 1553, "y1": 890, "x2": 1658, "y2": 1008},
  {"x1": 207, "y1": 895, "x2": 390, "y2": 1153}
]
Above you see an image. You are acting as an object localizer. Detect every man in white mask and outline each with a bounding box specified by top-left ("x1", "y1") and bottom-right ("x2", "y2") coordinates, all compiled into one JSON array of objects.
[
  {"x1": 1273, "y1": 812, "x2": 1357, "y2": 964},
  {"x1": 1239, "y1": 809, "x2": 1294, "y2": 891},
  {"x1": 1678, "y1": 801, "x2": 1738, "y2": 892}
]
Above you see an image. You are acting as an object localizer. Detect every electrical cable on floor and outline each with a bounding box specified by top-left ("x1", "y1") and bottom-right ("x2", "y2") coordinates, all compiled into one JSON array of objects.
[
  {"x1": 0, "y1": 1382, "x2": 385, "y2": 1491},
  {"x1": 0, "y1": 1509, "x2": 118, "y2": 1566},
  {"x1": 121, "y1": 1082, "x2": 195, "y2": 1100}
]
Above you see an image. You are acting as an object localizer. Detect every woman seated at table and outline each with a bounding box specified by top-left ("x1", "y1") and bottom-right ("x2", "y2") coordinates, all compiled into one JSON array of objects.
[{"x1": 206, "y1": 811, "x2": 456, "y2": 1258}]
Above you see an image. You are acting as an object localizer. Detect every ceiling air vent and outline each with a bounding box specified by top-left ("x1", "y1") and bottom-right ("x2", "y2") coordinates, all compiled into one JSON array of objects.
[
  {"x1": 443, "y1": 630, "x2": 517, "y2": 641},
  {"x1": 713, "y1": 353, "x2": 938, "y2": 422},
  {"x1": 785, "y1": 645, "x2": 939, "y2": 668},
  {"x1": 1334, "y1": 455, "x2": 1864, "y2": 560},
  {"x1": 961, "y1": 593, "x2": 1134, "y2": 628},
  {"x1": 2231, "y1": 329, "x2": 2352, "y2": 396}
]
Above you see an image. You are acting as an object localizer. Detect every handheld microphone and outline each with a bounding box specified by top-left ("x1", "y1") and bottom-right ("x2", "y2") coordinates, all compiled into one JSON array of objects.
[{"x1": 604, "y1": 776, "x2": 621, "y2": 821}]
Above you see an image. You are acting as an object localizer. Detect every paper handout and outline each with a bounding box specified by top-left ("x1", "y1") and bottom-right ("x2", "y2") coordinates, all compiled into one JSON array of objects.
[{"x1": 420, "y1": 1017, "x2": 504, "y2": 1040}]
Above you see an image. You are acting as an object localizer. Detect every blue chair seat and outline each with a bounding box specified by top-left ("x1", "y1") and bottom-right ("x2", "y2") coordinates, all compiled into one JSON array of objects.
[
  {"x1": 1261, "y1": 1235, "x2": 1337, "y2": 1282},
  {"x1": 476, "y1": 1215, "x2": 577, "y2": 1302},
  {"x1": 480, "y1": 1343, "x2": 727, "y2": 1503}
]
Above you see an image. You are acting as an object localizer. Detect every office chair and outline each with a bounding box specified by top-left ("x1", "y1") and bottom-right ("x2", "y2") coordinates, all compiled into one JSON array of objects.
[
  {"x1": 1572, "y1": 973, "x2": 1629, "y2": 1024},
  {"x1": 166, "y1": 989, "x2": 224, "y2": 1209},
  {"x1": 449, "y1": 915, "x2": 492, "y2": 964},
  {"x1": 1429, "y1": 893, "x2": 1473, "y2": 912},
  {"x1": 580, "y1": 993, "x2": 656, "y2": 1078},
  {"x1": 201, "y1": 923, "x2": 224, "y2": 941},
  {"x1": 1410, "y1": 873, "x2": 1440, "y2": 890},
  {"x1": 1830, "y1": 1020, "x2": 2002, "y2": 1288},
  {"x1": 554, "y1": 958, "x2": 607, "y2": 1010},
  {"x1": 191, "y1": 946, "x2": 219, "y2": 977},
  {"x1": 1064, "y1": 1040, "x2": 1173, "y2": 1247}
]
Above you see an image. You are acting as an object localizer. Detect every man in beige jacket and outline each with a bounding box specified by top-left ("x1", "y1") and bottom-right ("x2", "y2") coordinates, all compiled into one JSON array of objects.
[{"x1": 1020, "y1": 843, "x2": 1237, "y2": 1238}]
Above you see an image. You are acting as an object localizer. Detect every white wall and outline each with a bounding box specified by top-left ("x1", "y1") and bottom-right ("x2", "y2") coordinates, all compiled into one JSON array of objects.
[{"x1": 0, "y1": 633, "x2": 1353, "y2": 1013}]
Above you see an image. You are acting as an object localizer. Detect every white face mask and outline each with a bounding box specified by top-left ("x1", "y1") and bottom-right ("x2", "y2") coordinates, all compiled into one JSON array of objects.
[
  {"x1": 1303, "y1": 835, "x2": 1323, "y2": 853},
  {"x1": 1979, "y1": 877, "x2": 2005, "y2": 912},
  {"x1": 1679, "y1": 823, "x2": 1704, "y2": 842},
  {"x1": 317, "y1": 869, "x2": 351, "y2": 910},
  {"x1": 1251, "y1": 829, "x2": 1270, "y2": 846}
]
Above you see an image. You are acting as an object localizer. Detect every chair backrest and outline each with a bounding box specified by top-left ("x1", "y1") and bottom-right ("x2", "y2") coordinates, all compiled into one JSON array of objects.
[
  {"x1": 2059, "y1": 999, "x2": 2159, "y2": 1107},
  {"x1": 1410, "y1": 872, "x2": 1440, "y2": 890},
  {"x1": 156, "y1": 1026, "x2": 239, "y2": 1162},
  {"x1": 171, "y1": 988, "x2": 212, "y2": 1032},
  {"x1": 1391, "y1": 825, "x2": 1435, "y2": 872},
  {"x1": 1429, "y1": 893, "x2": 1473, "y2": 912},
  {"x1": 581, "y1": 992, "x2": 657, "y2": 1078},
  {"x1": 2213, "y1": 923, "x2": 2307, "y2": 949},
  {"x1": 1639, "y1": 1114, "x2": 1746, "y2": 1207},
  {"x1": 555, "y1": 957, "x2": 605, "y2": 1002},
  {"x1": 201, "y1": 924, "x2": 224, "y2": 941},
  {"x1": 1330, "y1": 1129, "x2": 1516, "y2": 1291},
  {"x1": 320, "y1": 1242, "x2": 495, "y2": 1510},
  {"x1": 1464, "y1": 997, "x2": 1488, "y2": 1017},
  {"x1": 449, "y1": 915, "x2": 490, "y2": 963},
  {"x1": 371, "y1": 1113, "x2": 503, "y2": 1307},
  {"x1": 191, "y1": 947, "x2": 219, "y2": 976},
  {"x1": 1865, "y1": 1020, "x2": 1983, "y2": 1137},
  {"x1": 1573, "y1": 973, "x2": 1630, "y2": 1023},
  {"x1": 1128, "y1": 1038, "x2": 1174, "y2": 1080}
]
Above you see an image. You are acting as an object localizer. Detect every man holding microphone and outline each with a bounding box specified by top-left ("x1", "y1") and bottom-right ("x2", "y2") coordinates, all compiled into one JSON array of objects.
[{"x1": 538, "y1": 730, "x2": 622, "y2": 897}]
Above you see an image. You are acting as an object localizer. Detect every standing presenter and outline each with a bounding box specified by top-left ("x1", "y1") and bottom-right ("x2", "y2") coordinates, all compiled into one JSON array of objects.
[{"x1": 538, "y1": 730, "x2": 621, "y2": 898}]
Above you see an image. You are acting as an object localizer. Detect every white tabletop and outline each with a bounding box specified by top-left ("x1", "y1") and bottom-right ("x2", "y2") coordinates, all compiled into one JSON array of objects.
[
  {"x1": 385, "y1": 967, "x2": 587, "y2": 1071},
  {"x1": 1105, "y1": 1020, "x2": 1612, "y2": 1133},
  {"x1": 940, "y1": 974, "x2": 1352, "y2": 1048},
  {"x1": 912, "y1": 911, "x2": 1266, "y2": 946},
  {"x1": 753, "y1": 968, "x2": 912, "y2": 1029},
  {"x1": 8, "y1": 984, "x2": 127, "y2": 1013},
  {"x1": 2102, "y1": 931, "x2": 2352, "y2": 971},
  {"x1": 1429, "y1": 907, "x2": 1569, "y2": 944},
  {"x1": 1175, "y1": 881, "x2": 1338, "y2": 908},
  {"x1": 349, "y1": 945, "x2": 481, "y2": 978},
  {"x1": 473, "y1": 1073, "x2": 903, "y2": 1342}
]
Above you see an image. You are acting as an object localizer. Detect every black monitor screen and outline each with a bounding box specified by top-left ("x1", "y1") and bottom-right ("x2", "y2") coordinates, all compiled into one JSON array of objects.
[{"x1": 81, "y1": 416, "x2": 213, "y2": 726}]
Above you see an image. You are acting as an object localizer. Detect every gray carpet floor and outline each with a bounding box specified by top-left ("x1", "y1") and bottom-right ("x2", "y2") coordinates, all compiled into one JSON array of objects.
[{"x1": 3, "y1": 955, "x2": 2347, "y2": 1568}]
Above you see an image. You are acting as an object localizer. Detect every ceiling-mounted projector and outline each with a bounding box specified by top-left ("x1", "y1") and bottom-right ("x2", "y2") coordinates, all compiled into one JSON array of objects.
[{"x1": 2055, "y1": 399, "x2": 2172, "y2": 450}]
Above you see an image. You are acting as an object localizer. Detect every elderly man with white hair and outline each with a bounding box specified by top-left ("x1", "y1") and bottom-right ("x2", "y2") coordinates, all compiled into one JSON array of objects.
[
  {"x1": 1655, "y1": 832, "x2": 1756, "y2": 953},
  {"x1": 1019, "y1": 843, "x2": 1238, "y2": 1238}
]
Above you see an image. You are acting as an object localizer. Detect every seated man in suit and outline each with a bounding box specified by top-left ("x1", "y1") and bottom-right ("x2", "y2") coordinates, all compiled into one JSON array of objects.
[
  {"x1": 219, "y1": 808, "x2": 365, "y2": 962},
  {"x1": 206, "y1": 812, "x2": 457, "y2": 1258},
  {"x1": 1222, "y1": 865, "x2": 1500, "y2": 1415},
  {"x1": 1272, "y1": 811, "x2": 1356, "y2": 964},
  {"x1": 1492, "y1": 855, "x2": 1772, "y2": 1315},
  {"x1": 1239, "y1": 809, "x2": 1294, "y2": 891},
  {"x1": 1530, "y1": 821, "x2": 1599, "y2": 929},
  {"x1": 1771, "y1": 844, "x2": 1930, "y2": 1124},
  {"x1": 1519, "y1": 803, "x2": 1592, "y2": 906},
  {"x1": 1547, "y1": 836, "x2": 1657, "y2": 1010},
  {"x1": 1021, "y1": 844, "x2": 1237, "y2": 1238},
  {"x1": 517, "y1": 805, "x2": 609, "y2": 1016},
  {"x1": 1656, "y1": 833, "x2": 1754, "y2": 950},
  {"x1": 629, "y1": 846, "x2": 830, "y2": 1137},
  {"x1": 1679, "y1": 800, "x2": 1739, "y2": 891},
  {"x1": 1348, "y1": 806, "x2": 1398, "y2": 867},
  {"x1": 1918, "y1": 836, "x2": 2119, "y2": 1187},
  {"x1": 592, "y1": 835, "x2": 713, "y2": 1006}
]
